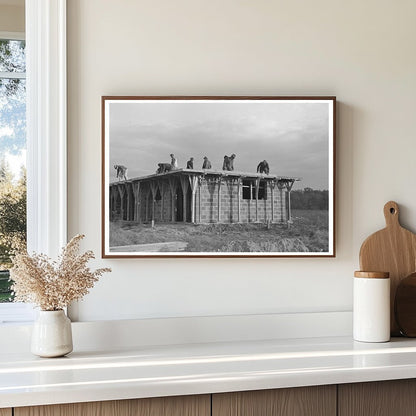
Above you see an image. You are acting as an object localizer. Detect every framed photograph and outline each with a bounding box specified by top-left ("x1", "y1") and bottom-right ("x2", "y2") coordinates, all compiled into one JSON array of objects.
[{"x1": 102, "y1": 96, "x2": 335, "y2": 258}]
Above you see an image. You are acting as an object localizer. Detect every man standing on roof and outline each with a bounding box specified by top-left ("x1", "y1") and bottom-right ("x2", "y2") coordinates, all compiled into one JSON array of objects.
[
  {"x1": 202, "y1": 156, "x2": 212, "y2": 169},
  {"x1": 186, "y1": 157, "x2": 194, "y2": 169},
  {"x1": 257, "y1": 160, "x2": 270, "y2": 174},
  {"x1": 170, "y1": 154, "x2": 178, "y2": 169},
  {"x1": 222, "y1": 154, "x2": 236, "y2": 171}
]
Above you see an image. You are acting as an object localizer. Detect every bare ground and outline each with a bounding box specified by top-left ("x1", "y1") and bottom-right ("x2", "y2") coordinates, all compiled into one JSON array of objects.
[{"x1": 109, "y1": 209, "x2": 329, "y2": 253}]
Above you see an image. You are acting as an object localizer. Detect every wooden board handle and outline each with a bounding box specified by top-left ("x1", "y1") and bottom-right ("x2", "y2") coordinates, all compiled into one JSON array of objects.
[{"x1": 384, "y1": 201, "x2": 400, "y2": 228}]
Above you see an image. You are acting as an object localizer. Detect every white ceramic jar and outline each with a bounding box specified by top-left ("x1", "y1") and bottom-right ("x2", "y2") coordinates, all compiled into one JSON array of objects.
[
  {"x1": 353, "y1": 271, "x2": 390, "y2": 343},
  {"x1": 31, "y1": 310, "x2": 73, "y2": 357}
]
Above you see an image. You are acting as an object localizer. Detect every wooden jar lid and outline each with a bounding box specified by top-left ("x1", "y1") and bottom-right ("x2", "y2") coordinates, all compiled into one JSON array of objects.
[{"x1": 354, "y1": 271, "x2": 390, "y2": 279}]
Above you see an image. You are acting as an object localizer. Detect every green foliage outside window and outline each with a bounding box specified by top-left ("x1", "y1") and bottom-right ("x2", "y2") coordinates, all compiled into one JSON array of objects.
[
  {"x1": 0, "y1": 38, "x2": 27, "y2": 302},
  {"x1": 0, "y1": 161, "x2": 26, "y2": 302}
]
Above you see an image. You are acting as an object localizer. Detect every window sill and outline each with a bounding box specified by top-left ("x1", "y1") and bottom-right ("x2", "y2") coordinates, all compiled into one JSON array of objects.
[{"x1": 0, "y1": 303, "x2": 35, "y2": 325}]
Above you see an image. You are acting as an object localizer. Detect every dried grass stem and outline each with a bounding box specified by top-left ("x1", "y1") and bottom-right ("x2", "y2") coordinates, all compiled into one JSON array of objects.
[{"x1": 10, "y1": 234, "x2": 111, "y2": 310}]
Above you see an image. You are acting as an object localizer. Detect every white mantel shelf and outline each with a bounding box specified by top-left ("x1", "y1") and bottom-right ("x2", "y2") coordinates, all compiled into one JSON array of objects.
[{"x1": 2, "y1": 336, "x2": 416, "y2": 408}]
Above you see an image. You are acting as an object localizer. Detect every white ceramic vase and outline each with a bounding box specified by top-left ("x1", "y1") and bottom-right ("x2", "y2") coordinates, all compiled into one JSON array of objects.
[{"x1": 31, "y1": 310, "x2": 73, "y2": 357}]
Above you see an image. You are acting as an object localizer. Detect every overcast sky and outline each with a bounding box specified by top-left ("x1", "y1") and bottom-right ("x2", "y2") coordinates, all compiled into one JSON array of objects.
[{"x1": 108, "y1": 100, "x2": 331, "y2": 190}]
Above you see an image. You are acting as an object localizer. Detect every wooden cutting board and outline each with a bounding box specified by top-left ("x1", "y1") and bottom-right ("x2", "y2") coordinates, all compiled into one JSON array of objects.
[{"x1": 359, "y1": 201, "x2": 416, "y2": 335}]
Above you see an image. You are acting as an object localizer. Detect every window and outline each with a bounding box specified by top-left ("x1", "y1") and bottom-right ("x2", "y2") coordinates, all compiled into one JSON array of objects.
[
  {"x1": 0, "y1": 36, "x2": 26, "y2": 304},
  {"x1": 0, "y1": 0, "x2": 68, "y2": 324},
  {"x1": 242, "y1": 180, "x2": 267, "y2": 200},
  {"x1": 242, "y1": 180, "x2": 252, "y2": 200}
]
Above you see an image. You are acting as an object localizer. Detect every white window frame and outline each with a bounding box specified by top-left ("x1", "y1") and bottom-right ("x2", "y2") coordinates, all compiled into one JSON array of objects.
[
  {"x1": 0, "y1": 31, "x2": 24, "y2": 41},
  {"x1": 26, "y1": 0, "x2": 67, "y2": 257},
  {"x1": 0, "y1": 0, "x2": 67, "y2": 324}
]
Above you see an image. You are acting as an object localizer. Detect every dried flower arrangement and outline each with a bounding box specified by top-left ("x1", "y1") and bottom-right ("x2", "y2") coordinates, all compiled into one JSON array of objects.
[{"x1": 10, "y1": 234, "x2": 111, "y2": 311}]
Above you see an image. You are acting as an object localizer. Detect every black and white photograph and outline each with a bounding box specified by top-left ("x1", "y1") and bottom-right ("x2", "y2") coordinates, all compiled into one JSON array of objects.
[{"x1": 102, "y1": 97, "x2": 335, "y2": 257}]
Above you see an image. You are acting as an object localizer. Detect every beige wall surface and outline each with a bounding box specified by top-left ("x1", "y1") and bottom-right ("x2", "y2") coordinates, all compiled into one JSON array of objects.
[
  {"x1": 0, "y1": 4, "x2": 24, "y2": 33},
  {"x1": 67, "y1": 0, "x2": 416, "y2": 321}
]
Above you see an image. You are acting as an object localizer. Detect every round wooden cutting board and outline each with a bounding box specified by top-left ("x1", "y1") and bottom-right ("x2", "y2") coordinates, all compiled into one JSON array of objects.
[{"x1": 359, "y1": 201, "x2": 416, "y2": 336}]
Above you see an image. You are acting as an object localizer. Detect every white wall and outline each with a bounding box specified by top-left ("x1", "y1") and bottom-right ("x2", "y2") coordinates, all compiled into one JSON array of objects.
[{"x1": 67, "y1": 0, "x2": 416, "y2": 322}]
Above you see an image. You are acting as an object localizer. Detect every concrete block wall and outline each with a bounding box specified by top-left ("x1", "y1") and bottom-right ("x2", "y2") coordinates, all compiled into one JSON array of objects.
[
  {"x1": 199, "y1": 180, "x2": 287, "y2": 224},
  {"x1": 219, "y1": 180, "x2": 240, "y2": 223},
  {"x1": 199, "y1": 180, "x2": 219, "y2": 223}
]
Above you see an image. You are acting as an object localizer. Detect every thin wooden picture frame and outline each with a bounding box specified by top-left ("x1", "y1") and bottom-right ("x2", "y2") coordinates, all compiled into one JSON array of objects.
[{"x1": 102, "y1": 96, "x2": 336, "y2": 258}]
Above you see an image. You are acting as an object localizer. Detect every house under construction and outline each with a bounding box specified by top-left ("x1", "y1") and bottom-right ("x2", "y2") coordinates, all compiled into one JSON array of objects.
[{"x1": 109, "y1": 169, "x2": 300, "y2": 224}]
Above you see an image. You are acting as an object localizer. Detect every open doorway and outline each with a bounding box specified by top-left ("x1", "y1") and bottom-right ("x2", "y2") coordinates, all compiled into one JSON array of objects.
[{"x1": 175, "y1": 183, "x2": 192, "y2": 222}]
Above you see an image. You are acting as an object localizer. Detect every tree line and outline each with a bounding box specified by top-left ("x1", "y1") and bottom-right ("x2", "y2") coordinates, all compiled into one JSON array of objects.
[
  {"x1": 290, "y1": 188, "x2": 328, "y2": 210},
  {"x1": 0, "y1": 160, "x2": 26, "y2": 302}
]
